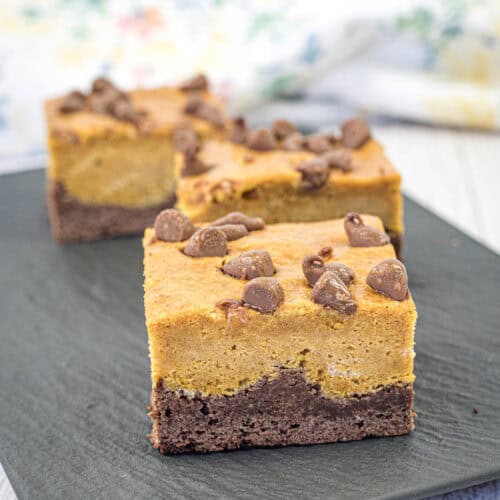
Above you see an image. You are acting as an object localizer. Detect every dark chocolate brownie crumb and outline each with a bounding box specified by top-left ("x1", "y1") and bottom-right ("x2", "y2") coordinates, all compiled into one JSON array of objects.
[
  {"x1": 59, "y1": 91, "x2": 86, "y2": 113},
  {"x1": 179, "y1": 73, "x2": 209, "y2": 92},
  {"x1": 312, "y1": 271, "x2": 357, "y2": 314},
  {"x1": 296, "y1": 158, "x2": 330, "y2": 191},
  {"x1": 366, "y1": 258, "x2": 408, "y2": 301},
  {"x1": 228, "y1": 117, "x2": 248, "y2": 144},
  {"x1": 246, "y1": 128, "x2": 277, "y2": 151},
  {"x1": 341, "y1": 118, "x2": 370, "y2": 148},
  {"x1": 281, "y1": 132, "x2": 304, "y2": 151},
  {"x1": 222, "y1": 250, "x2": 274, "y2": 280},
  {"x1": 242, "y1": 277, "x2": 284, "y2": 313},
  {"x1": 321, "y1": 148, "x2": 353, "y2": 172},
  {"x1": 213, "y1": 224, "x2": 248, "y2": 241},
  {"x1": 344, "y1": 212, "x2": 390, "y2": 247},
  {"x1": 473, "y1": 407, "x2": 479, "y2": 414},
  {"x1": 212, "y1": 212, "x2": 265, "y2": 231},
  {"x1": 184, "y1": 227, "x2": 227, "y2": 257},
  {"x1": 305, "y1": 134, "x2": 333, "y2": 154},
  {"x1": 154, "y1": 209, "x2": 197, "y2": 242},
  {"x1": 272, "y1": 119, "x2": 298, "y2": 140}
]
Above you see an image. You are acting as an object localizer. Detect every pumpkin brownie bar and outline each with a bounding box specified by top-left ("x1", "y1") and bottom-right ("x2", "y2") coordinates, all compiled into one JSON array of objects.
[
  {"x1": 45, "y1": 74, "x2": 225, "y2": 242},
  {"x1": 175, "y1": 119, "x2": 404, "y2": 255},
  {"x1": 144, "y1": 209, "x2": 417, "y2": 454}
]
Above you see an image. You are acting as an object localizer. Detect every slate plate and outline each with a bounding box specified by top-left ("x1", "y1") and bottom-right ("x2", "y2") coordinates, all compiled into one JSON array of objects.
[{"x1": 0, "y1": 170, "x2": 499, "y2": 500}]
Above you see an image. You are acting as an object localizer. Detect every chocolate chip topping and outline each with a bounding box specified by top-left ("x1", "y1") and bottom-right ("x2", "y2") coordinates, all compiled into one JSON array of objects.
[
  {"x1": 91, "y1": 77, "x2": 116, "y2": 94},
  {"x1": 305, "y1": 134, "x2": 333, "y2": 154},
  {"x1": 272, "y1": 120, "x2": 298, "y2": 140},
  {"x1": 222, "y1": 250, "x2": 274, "y2": 280},
  {"x1": 366, "y1": 258, "x2": 408, "y2": 301},
  {"x1": 302, "y1": 255, "x2": 355, "y2": 288},
  {"x1": 59, "y1": 91, "x2": 86, "y2": 113},
  {"x1": 318, "y1": 246, "x2": 333, "y2": 258},
  {"x1": 181, "y1": 149, "x2": 212, "y2": 177},
  {"x1": 184, "y1": 97, "x2": 224, "y2": 127},
  {"x1": 311, "y1": 271, "x2": 357, "y2": 315},
  {"x1": 215, "y1": 298, "x2": 248, "y2": 324},
  {"x1": 344, "y1": 212, "x2": 390, "y2": 247},
  {"x1": 172, "y1": 126, "x2": 200, "y2": 153},
  {"x1": 184, "y1": 96, "x2": 204, "y2": 114},
  {"x1": 246, "y1": 128, "x2": 277, "y2": 151},
  {"x1": 282, "y1": 132, "x2": 305, "y2": 151},
  {"x1": 213, "y1": 224, "x2": 248, "y2": 241},
  {"x1": 228, "y1": 117, "x2": 248, "y2": 144},
  {"x1": 341, "y1": 118, "x2": 370, "y2": 149},
  {"x1": 212, "y1": 212, "x2": 265, "y2": 231},
  {"x1": 154, "y1": 209, "x2": 197, "y2": 242},
  {"x1": 296, "y1": 158, "x2": 330, "y2": 191},
  {"x1": 183, "y1": 227, "x2": 227, "y2": 257},
  {"x1": 321, "y1": 148, "x2": 352, "y2": 172},
  {"x1": 179, "y1": 73, "x2": 209, "y2": 92},
  {"x1": 302, "y1": 255, "x2": 326, "y2": 287},
  {"x1": 242, "y1": 277, "x2": 284, "y2": 313}
]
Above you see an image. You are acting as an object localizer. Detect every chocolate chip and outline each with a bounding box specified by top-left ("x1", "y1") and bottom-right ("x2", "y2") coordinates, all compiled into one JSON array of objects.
[
  {"x1": 242, "y1": 277, "x2": 284, "y2": 313},
  {"x1": 183, "y1": 227, "x2": 227, "y2": 257},
  {"x1": 344, "y1": 213, "x2": 390, "y2": 247},
  {"x1": 296, "y1": 158, "x2": 330, "y2": 191},
  {"x1": 181, "y1": 150, "x2": 212, "y2": 177},
  {"x1": 311, "y1": 271, "x2": 357, "y2": 314},
  {"x1": 213, "y1": 224, "x2": 248, "y2": 241},
  {"x1": 242, "y1": 188, "x2": 258, "y2": 199},
  {"x1": 172, "y1": 126, "x2": 200, "y2": 153},
  {"x1": 109, "y1": 96, "x2": 140, "y2": 123},
  {"x1": 154, "y1": 209, "x2": 197, "y2": 242},
  {"x1": 215, "y1": 299, "x2": 248, "y2": 325},
  {"x1": 281, "y1": 132, "x2": 304, "y2": 151},
  {"x1": 223, "y1": 250, "x2": 274, "y2": 280},
  {"x1": 184, "y1": 96, "x2": 204, "y2": 114},
  {"x1": 212, "y1": 212, "x2": 265, "y2": 231},
  {"x1": 272, "y1": 119, "x2": 298, "y2": 140},
  {"x1": 318, "y1": 246, "x2": 333, "y2": 258},
  {"x1": 91, "y1": 77, "x2": 116, "y2": 94},
  {"x1": 246, "y1": 128, "x2": 277, "y2": 151},
  {"x1": 366, "y1": 258, "x2": 408, "y2": 301},
  {"x1": 302, "y1": 255, "x2": 325, "y2": 287},
  {"x1": 321, "y1": 148, "x2": 352, "y2": 172},
  {"x1": 59, "y1": 91, "x2": 86, "y2": 113},
  {"x1": 228, "y1": 117, "x2": 247, "y2": 144},
  {"x1": 87, "y1": 91, "x2": 114, "y2": 114},
  {"x1": 196, "y1": 102, "x2": 224, "y2": 127},
  {"x1": 305, "y1": 134, "x2": 333, "y2": 154},
  {"x1": 302, "y1": 255, "x2": 355, "y2": 288},
  {"x1": 179, "y1": 73, "x2": 209, "y2": 92},
  {"x1": 341, "y1": 118, "x2": 370, "y2": 149}
]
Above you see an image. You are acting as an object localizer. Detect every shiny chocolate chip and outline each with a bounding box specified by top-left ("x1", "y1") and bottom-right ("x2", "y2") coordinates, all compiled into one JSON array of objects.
[
  {"x1": 302, "y1": 255, "x2": 325, "y2": 287},
  {"x1": 311, "y1": 271, "x2": 357, "y2": 314},
  {"x1": 183, "y1": 227, "x2": 227, "y2": 257},
  {"x1": 172, "y1": 126, "x2": 200, "y2": 153},
  {"x1": 326, "y1": 262, "x2": 355, "y2": 287},
  {"x1": 318, "y1": 246, "x2": 333, "y2": 258},
  {"x1": 296, "y1": 158, "x2": 330, "y2": 191},
  {"x1": 246, "y1": 128, "x2": 277, "y2": 151},
  {"x1": 179, "y1": 73, "x2": 209, "y2": 92},
  {"x1": 91, "y1": 77, "x2": 116, "y2": 94},
  {"x1": 366, "y1": 258, "x2": 408, "y2": 301},
  {"x1": 341, "y1": 118, "x2": 370, "y2": 149},
  {"x1": 242, "y1": 277, "x2": 284, "y2": 313},
  {"x1": 214, "y1": 224, "x2": 248, "y2": 241},
  {"x1": 195, "y1": 102, "x2": 224, "y2": 128},
  {"x1": 272, "y1": 119, "x2": 298, "y2": 140},
  {"x1": 282, "y1": 132, "x2": 304, "y2": 151},
  {"x1": 59, "y1": 91, "x2": 86, "y2": 113},
  {"x1": 228, "y1": 116, "x2": 247, "y2": 144},
  {"x1": 212, "y1": 212, "x2": 265, "y2": 231},
  {"x1": 321, "y1": 148, "x2": 352, "y2": 172},
  {"x1": 154, "y1": 209, "x2": 197, "y2": 242},
  {"x1": 223, "y1": 250, "x2": 274, "y2": 280},
  {"x1": 305, "y1": 134, "x2": 333, "y2": 154},
  {"x1": 184, "y1": 96, "x2": 204, "y2": 114},
  {"x1": 181, "y1": 150, "x2": 212, "y2": 177},
  {"x1": 344, "y1": 212, "x2": 390, "y2": 247}
]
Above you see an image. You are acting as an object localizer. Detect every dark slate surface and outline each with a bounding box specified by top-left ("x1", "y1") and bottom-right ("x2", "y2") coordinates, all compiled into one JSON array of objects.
[{"x1": 0, "y1": 170, "x2": 499, "y2": 500}]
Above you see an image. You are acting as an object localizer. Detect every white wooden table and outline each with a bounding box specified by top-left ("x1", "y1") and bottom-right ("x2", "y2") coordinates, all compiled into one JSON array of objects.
[{"x1": 1, "y1": 121, "x2": 498, "y2": 499}]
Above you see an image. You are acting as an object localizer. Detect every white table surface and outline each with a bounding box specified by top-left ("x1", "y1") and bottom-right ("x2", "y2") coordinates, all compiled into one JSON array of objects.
[{"x1": 1, "y1": 121, "x2": 498, "y2": 499}]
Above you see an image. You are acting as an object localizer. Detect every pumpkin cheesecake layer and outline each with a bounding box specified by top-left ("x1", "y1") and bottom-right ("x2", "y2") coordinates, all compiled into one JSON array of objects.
[
  {"x1": 144, "y1": 214, "x2": 417, "y2": 453},
  {"x1": 175, "y1": 137, "x2": 403, "y2": 254},
  {"x1": 46, "y1": 79, "x2": 224, "y2": 242}
]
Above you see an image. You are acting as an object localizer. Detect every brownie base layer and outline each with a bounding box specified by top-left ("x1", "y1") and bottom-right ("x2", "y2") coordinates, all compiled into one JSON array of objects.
[
  {"x1": 149, "y1": 370, "x2": 414, "y2": 454},
  {"x1": 47, "y1": 181, "x2": 175, "y2": 242}
]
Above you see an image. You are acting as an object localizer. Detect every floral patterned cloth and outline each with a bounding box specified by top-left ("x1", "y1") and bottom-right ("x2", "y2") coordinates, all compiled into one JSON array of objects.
[{"x1": 1, "y1": 0, "x2": 499, "y2": 172}]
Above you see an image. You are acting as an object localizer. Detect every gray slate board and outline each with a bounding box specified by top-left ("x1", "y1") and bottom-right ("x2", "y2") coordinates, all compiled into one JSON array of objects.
[{"x1": 0, "y1": 170, "x2": 499, "y2": 500}]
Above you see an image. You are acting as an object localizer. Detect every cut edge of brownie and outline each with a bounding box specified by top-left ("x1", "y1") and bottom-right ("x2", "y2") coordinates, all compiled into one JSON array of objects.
[
  {"x1": 148, "y1": 369, "x2": 414, "y2": 454},
  {"x1": 47, "y1": 180, "x2": 176, "y2": 242}
]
